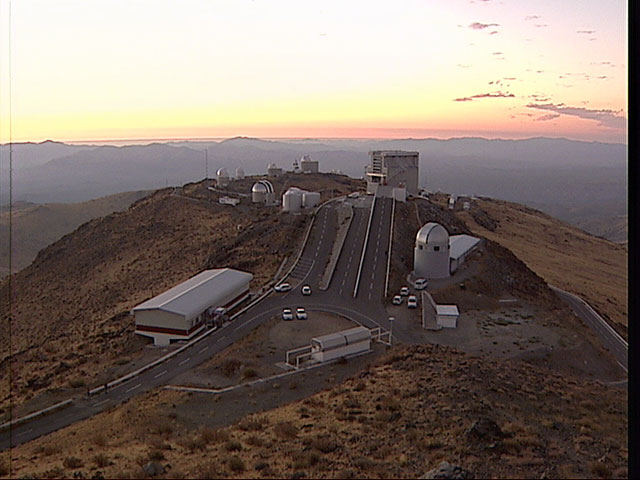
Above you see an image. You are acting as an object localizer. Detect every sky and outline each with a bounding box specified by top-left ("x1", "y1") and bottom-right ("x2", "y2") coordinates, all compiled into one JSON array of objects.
[{"x1": 0, "y1": 0, "x2": 628, "y2": 144}]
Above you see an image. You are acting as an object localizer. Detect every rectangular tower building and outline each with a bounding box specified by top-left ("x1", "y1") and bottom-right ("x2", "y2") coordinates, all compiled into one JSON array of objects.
[{"x1": 365, "y1": 150, "x2": 419, "y2": 197}]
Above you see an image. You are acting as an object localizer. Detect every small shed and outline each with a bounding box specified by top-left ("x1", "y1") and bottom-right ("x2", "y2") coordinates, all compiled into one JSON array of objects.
[
  {"x1": 310, "y1": 326, "x2": 371, "y2": 362},
  {"x1": 436, "y1": 305, "x2": 459, "y2": 328}
]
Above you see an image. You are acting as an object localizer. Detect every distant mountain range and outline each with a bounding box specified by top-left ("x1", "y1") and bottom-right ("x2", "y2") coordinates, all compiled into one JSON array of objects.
[{"x1": 0, "y1": 137, "x2": 627, "y2": 241}]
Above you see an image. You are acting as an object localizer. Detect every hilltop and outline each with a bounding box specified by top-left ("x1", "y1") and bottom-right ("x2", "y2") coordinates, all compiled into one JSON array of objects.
[
  {"x1": 0, "y1": 173, "x2": 364, "y2": 417},
  {"x1": 0, "y1": 190, "x2": 150, "y2": 277}
]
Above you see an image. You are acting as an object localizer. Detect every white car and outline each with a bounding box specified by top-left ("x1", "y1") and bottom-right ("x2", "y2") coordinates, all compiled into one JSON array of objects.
[
  {"x1": 414, "y1": 278, "x2": 428, "y2": 290},
  {"x1": 392, "y1": 295, "x2": 403, "y2": 305},
  {"x1": 274, "y1": 283, "x2": 292, "y2": 292},
  {"x1": 296, "y1": 307, "x2": 308, "y2": 320},
  {"x1": 301, "y1": 285, "x2": 312, "y2": 296},
  {"x1": 400, "y1": 286, "x2": 410, "y2": 296},
  {"x1": 282, "y1": 308, "x2": 294, "y2": 321},
  {"x1": 407, "y1": 295, "x2": 418, "y2": 309},
  {"x1": 348, "y1": 192, "x2": 360, "y2": 198}
]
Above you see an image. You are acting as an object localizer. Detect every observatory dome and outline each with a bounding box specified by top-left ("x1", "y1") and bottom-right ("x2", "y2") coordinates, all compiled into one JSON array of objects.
[{"x1": 217, "y1": 168, "x2": 229, "y2": 178}]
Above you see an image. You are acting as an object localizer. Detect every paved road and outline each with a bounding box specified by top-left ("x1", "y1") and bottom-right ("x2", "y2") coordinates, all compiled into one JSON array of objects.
[
  {"x1": 2, "y1": 194, "x2": 398, "y2": 450},
  {"x1": 550, "y1": 285, "x2": 628, "y2": 372}
]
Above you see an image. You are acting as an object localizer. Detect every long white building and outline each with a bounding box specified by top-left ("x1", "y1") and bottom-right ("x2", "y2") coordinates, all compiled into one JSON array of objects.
[
  {"x1": 365, "y1": 150, "x2": 419, "y2": 197},
  {"x1": 414, "y1": 223, "x2": 481, "y2": 278},
  {"x1": 133, "y1": 268, "x2": 253, "y2": 346}
]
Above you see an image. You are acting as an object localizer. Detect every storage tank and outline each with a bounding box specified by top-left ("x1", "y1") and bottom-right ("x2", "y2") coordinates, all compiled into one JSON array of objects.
[
  {"x1": 282, "y1": 188, "x2": 303, "y2": 213},
  {"x1": 252, "y1": 182, "x2": 267, "y2": 203},
  {"x1": 235, "y1": 167, "x2": 245, "y2": 180},
  {"x1": 217, "y1": 168, "x2": 230, "y2": 187},
  {"x1": 302, "y1": 191, "x2": 321, "y2": 208}
]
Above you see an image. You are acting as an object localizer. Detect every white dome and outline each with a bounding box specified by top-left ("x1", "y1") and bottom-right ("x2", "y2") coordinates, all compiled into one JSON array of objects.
[
  {"x1": 235, "y1": 167, "x2": 245, "y2": 179},
  {"x1": 252, "y1": 182, "x2": 267, "y2": 193},
  {"x1": 267, "y1": 163, "x2": 278, "y2": 169},
  {"x1": 217, "y1": 168, "x2": 229, "y2": 178},
  {"x1": 416, "y1": 222, "x2": 449, "y2": 246},
  {"x1": 300, "y1": 155, "x2": 311, "y2": 162}
]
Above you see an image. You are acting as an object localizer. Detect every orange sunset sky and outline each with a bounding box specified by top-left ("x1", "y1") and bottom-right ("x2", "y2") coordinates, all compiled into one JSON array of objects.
[{"x1": 0, "y1": 0, "x2": 628, "y2": 144}]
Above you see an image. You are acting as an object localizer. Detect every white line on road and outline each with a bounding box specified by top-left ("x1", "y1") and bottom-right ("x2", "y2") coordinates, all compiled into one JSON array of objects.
[
  {"x1": 179, "y1": 358, "x2": 190, "y2": 366},
  {"x1": 125, "y1": 383, "x2": 142, "y2": 393},
  {"x1": 154, "y1": 370, "x2": 168, "y2": 379},
  {"x1": 17, "y1": 429, "x2": 33, "y2": 437},
  {"x1": 199, "y1": 346, "x2": 209, "y2": 354},
  {"x1": 92, "y1": 398, "x2": 111, "y2": 407}
]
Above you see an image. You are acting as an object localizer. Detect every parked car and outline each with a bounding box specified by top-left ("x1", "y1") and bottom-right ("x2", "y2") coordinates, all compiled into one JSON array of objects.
[
  {"x1": 296, "y1": 307, "x2": 308, "y2": 320},
  {"x1": 400, "y1": 286, "x2": 410, "y2": 296},
  {"x1": 407, "y1": 295, "x2": 418, "y2": 309},
  {"x1": 414, "y1": 278, "x2": 428, "y2": 290},
  {"x1": 282, "y1": 308, "x2": 294, "y2": 321},
  {"x1": 301, "y1": 285, "x2": 312, "y2": 296},
  {"x1": 392, "y1": 295, "x2": 403, "y2": 305},
  {"x1": 274, "y1": 283, "x2": 292, "y2": 292}
]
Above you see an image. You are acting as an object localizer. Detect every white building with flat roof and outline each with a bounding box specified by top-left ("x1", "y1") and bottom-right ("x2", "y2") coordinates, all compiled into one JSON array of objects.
[
  {"x1": 365, "y1": 150, "x2": 419, "y2": 197},
  {"x1": 133, "y1": 268, "x2": 253, "y2": 346},
  {"x1": 449, "y1": 234, "x2": 481, "y2": 273}
]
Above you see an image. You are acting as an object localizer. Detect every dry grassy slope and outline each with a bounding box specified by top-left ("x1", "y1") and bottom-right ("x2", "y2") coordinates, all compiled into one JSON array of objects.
[
  {"x1": 0, "y1": 190, "x2": 150, "y2": 277},
  {"x1": 3, "y1": 344, "x2": 627, "y2": 479},
  {"x1": 457, "y1": 198, "x2": 628, "y2": 338},
  {"x1": 0, "y1": 174, "x2": 363, "y2": 414}
]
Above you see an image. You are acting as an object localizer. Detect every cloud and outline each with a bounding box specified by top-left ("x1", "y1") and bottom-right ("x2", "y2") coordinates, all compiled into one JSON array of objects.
[
  {"x1": 489, "y1": 30, "x2": 499, "y2": 35},
  {"x1": 454, "y1": 91, "x2": 515, "y2": 102},
  {"x1": 577, "y1": 29, "x2": 595, "y2": 34},
  {"x1": 534, "y1": 23, "x2": 548, "y2": 28},
  {"x1": 492, "y1": 52, "x2": 503, "y2": 55},
  {"x1": 526, "y1": 103, "x2": 626, "y2": 129},
  {"x1": 457, "y1": 64, "x2": 472, "y2": 68},
  {"x1": 469, "y1": 22, "x2": 499, "y2": 30},
  {"x1": 524, "y1": 15, "x2": 541, "y2": 20},
  {"x1": 503, "y1": 77, "x2": 516, "y2": 81},
  {"x1": 535, "y1": 113, "x2": 561, "y2": 122}
]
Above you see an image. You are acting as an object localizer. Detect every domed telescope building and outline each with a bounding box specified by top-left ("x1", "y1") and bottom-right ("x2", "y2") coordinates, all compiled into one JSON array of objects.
[{"x1": 414, "y1": 222, "x2": 450, "y2": 279}]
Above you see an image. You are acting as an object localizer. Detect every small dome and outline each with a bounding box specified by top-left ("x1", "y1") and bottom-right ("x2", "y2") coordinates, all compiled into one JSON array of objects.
[
  {"x1": 301, "y1": 155, "x2": 311, "y2": 162},
  {"x1": 267, "y1": 163, "x2": 278, "y2": 169},
  {"x1": 252, "y1": 182, "x2": 267, "y2": 193},
  {"x1": 416, "y1": 222, "x2": 449, "y2": 245},
  {"x1": 235, "y1": 167, "x2": 245, "y2": 178},
  {"x1": 217, "y1": 168, "x2": 229, "y2": 178}
]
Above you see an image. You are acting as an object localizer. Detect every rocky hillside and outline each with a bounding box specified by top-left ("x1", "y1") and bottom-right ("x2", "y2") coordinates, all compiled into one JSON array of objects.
[
  {"x1": 0, "y1": 174, "x2": 364, "y2": 416},
  {"x1": 454, "y1": 197, "x2": 628, "y2": 339},
  {"x1": 2, "y1": 344, "x2": 627, "y2": 479},
  {"x1": 0, "y1": 190, "x2": 150, "y2": 277}
]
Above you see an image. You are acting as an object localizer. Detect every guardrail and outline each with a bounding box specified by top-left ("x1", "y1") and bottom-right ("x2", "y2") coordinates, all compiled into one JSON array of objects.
[
  {"x1": 384, "y1": 196, "x2": 396, "y2": 298},
  {"x1": 0, "y1": 399, "x2": 73, "y2": 432},
  {"x1": 353, "y1": 195, "x2": 377, "y2": 297}
]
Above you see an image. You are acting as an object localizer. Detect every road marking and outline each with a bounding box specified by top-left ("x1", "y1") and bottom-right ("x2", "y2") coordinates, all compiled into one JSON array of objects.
[
  {"x1": 17, "y1": 429, "x2": 33, "y2": 437},
  {"x1": 198, "y1": 345, "x2": 209, "y2": 353},
  {"x1": 92, "y1": 398, "x2": 111, "y2": 407},
  {"x1": 179, "y1": 358, "x2": 190, "y2": 366},
  {"x1": 125, "y1": 383, "x2": 142, "y2": 393},
  {"x1": 154, "y1": 370, "x2": 168, "y2": 379}
]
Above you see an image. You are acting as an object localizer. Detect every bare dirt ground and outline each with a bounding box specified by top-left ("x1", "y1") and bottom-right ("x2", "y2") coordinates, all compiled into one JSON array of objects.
[
  {"x1": 2, "y1": 344, "x2": 626, "y2": 480},
  {"x1": 172, "y1": 312, "x2": 355, "y2": 389}
]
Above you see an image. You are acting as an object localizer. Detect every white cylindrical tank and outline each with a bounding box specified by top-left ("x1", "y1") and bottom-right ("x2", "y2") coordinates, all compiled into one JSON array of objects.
[
  {"x1": 217, "y1": 168, "x2": 230, "y2": 187},
  {"x1": 252, "y1": 182, "x2": 267, "y2": 203},
  {"x1": 414, "y1": 222, "x2": 450, "y2": 279},
  {"x1": 236, "y1": 167, "x2": 245, "y2": 180},
  {"x1": 282, "y1": 188, "x2": 303, "y2": 213},
  {"x1": 302, "y1": 191, "x2": 321, "y2": 208}
]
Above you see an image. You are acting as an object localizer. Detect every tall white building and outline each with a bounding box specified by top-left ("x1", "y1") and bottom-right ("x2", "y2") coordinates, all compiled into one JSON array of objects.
[
  {"x1": 365, "y1": 150, "x2": 419, "y2": 197},
  {"x1": 300, "y1": 155, "x2": 319, "y2": 174}
]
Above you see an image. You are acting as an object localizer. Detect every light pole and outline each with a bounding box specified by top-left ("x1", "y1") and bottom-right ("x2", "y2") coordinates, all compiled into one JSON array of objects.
[{"x1": 388, "y1": 316, "x2": 395, "y2": 345}]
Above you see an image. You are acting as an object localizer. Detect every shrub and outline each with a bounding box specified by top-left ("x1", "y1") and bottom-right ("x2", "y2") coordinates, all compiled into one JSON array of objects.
[
  {"x1": 590, "y1": 462, "x2": 612, "y2": 479},
  {"x1": 311, "y1": 438, "x2": 339, "y2": 454},
  {"x1": 255, "y1": 461, "x2": 269, "y2": 471},
  {"x1": 199, "y1": 461, "x2": 221, "y2": 479},
  {"x1": 274, "y1": 421, "x2": 298, "y2": 440},
  {"x1": 228, "y1": 456, "x2": 245, "y2": 473},
  {"x1": 238, "y1": 419, "x2": 264, "y2": 432},
  {"x1": 224, "y1": 440, "x2": 242, "y2": 452},
  {"x1": 151, "y1": 421, "x2": 174, "y2": 436},
  {"x1": 148, "y1": 449, "x2": 165, "y2": 461},
  {"x1": 68, "y1": 378, "x2": 86, "y2": 388},
  {"x1": 242, "y1": 368, "x2": 258, "y2": 379},
  {"x1": 63, "y1": 456, "x2": 83, "y2": 469},
  {"x1": 220, "y1": 359, "x2": 242, "y2": 377},
  {"x1": 246, "y1": 435, "x2": 264, "y2": 447},
  {"x1": 93, "y1": 453, "x2": 110, "y2": 468},
  {"x1": 353, "y1": 456, "x2": 375, "y2": 471},
  {"x1": 201, "y1": 427, "x2": 229, "y2": 444},
  {"x1": 42, "y1": 444, "x2": 61, "y2": 456},
  {"x1": 92, "y1": 432, "x2": 107, "y2": 447},
  {"x1": 0, "y1": 458, "x2": 7, "y2": 477},
  {"x1": 183, "y1": 436, "x2": 207, "y2": 451}
]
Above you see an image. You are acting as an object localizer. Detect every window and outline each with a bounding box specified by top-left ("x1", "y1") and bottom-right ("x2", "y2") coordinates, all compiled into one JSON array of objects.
[{"x1": 434, "y1": 246, "x2": 440, "y2": 252}]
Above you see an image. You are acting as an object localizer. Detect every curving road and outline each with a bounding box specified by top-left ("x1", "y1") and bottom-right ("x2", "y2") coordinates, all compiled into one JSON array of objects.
[
  {"x1": 550, "y1": 285, "x2": 628, "y2": 372},
  {"x1": 2, "y1": 193, "x2": 398, "y2": 450}
]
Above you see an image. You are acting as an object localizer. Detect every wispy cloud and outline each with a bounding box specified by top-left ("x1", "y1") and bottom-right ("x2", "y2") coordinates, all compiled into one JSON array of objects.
[
  {"x1": 457, "y1": 64, "x2": 472, "y2": 68},
  {"x1": 535, "y1": 113, "x2": 561, "y2": 122},
  {"x1": 489, "y1": 30, "x2": 499, "y2": 35},
  {"x1": 524, "y1": 15, "x2": 541, "y2": 21},
  {"x1": 469, "y1": 22, "x2": 499, "y2": 30},
  {"x1": 526, "y1": 103, "x2": 626, "y2": 128},
  {"x1": 503, "y1": 77, "x2": 516, "y2": 81},
  {"x1": 534, "y1": 24, "x2": 548, "y2": 28},
  {"x1": 577, "y1": 29, "x2": 595, "y2": 34},
  {"x1": 492, "y1": 52, "x2": 503, "y2": 55},
  {"x1": 454, "y1": 91, "x2": 515, "y2": 102}
]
